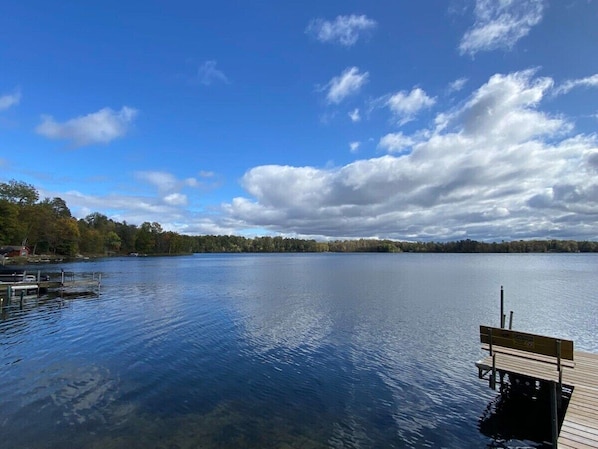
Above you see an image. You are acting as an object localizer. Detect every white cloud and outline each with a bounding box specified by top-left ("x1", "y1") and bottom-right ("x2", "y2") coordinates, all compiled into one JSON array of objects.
[
  {"x1": 130, "y1": 171, "x2": 223, "y2": 214},
  {"x1": 378, "y1": 132, "x2": 415, "y2": 153},
  {"x1": 222, "y1": 69, "x2": 598, "y2": 241},
  {"x1": 459, "y1": 0, "x2": 545, "y2": 56},
  {"x1": 0, "y1": 89, "x2": 21, "y2": 111},
  {"x1": 449, "y1": 70, "x2": 562, "y2": 141},
  {"x1": 306, "y1": 14, "x2": 377, "y2": 46},
  {"x1": 36, "y1": 106, "x2": 137, "y2": 147},
  {"x1": 325, "y1": 67, "x2": 369, "y2": 104},
  {"x1": 60, "y1": 189, "x2": 183, "y2": 221},
  {"x1": 135, "y1": 171, "x2": 180, "y2": 191},
  {"x1": 349, "y1": 141, "x2": 360, "y2": 153},
  {"x1": 135, "y1": 171, "x2": 195, "y2": 207},
  {"x1": 163, "y1": 192, "x2": 188, "y2": 206},
  {"x1": 448, "y1": 78, "x2": 468, "y2": 93},
  {"x1": 387, "y1": 88, "x2": 435, "y2": 125},
  {"x1": 349, "y1": 108, "x2": 361, "y2": 122},
  {"x1": 554, "y1": 74, "x2": 598, "y2": 95},
  {"x1": 49, "y1": 170, "x2": 214, "y2": 234},
  {"x1": 135, "y1": 171, "x2": 205, "y2": 192},
  {"x1": 197, "y1": 60, "x2": 229, "y2": 86}
]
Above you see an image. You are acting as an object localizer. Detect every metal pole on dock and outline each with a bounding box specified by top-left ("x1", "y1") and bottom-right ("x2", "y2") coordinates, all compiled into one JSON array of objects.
[
  {"x1": 509, "y1": 311, "x2": 513, "y2": 330},
  {"x1": 500, "y1": 286, "x2": 504, "y2": 328}
]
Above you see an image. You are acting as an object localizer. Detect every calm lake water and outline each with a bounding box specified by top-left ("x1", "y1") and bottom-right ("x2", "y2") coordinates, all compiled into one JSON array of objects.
[{"x1": 1, "y1": 253, "x2": 596, "y2": 448}]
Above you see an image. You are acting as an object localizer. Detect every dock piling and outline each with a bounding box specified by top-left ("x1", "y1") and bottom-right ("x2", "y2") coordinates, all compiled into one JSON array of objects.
[{"x1": 550, "y1": 381, "x2": 559, "y2": 448}]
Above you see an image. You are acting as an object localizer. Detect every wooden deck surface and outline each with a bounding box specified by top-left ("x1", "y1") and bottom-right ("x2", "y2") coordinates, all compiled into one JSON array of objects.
[
  {"x1": 559, "y1": 352, "x2": 598, "y2": 449},
  {"x1": 477, "y1": 350, "x2": 598, "y2": 448}
]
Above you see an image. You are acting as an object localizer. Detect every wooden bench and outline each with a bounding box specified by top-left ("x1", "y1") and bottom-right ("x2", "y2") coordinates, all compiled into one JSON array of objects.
[{"x1": 478, "y1": 325, "x2": 574, "y2": 389}]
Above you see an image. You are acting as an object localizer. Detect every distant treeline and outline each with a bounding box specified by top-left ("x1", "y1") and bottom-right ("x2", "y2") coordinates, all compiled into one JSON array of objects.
[
  {"x1": 1, "y1": 179, "x2": 597, "y2": 256},
  {"x1": 190, "y1": 236, "x2": 598, "y2": 253}
]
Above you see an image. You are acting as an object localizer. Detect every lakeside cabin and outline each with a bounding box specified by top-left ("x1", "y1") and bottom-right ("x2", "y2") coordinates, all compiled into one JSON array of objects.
[{"x1": 0, "y1": 245, "x2": 30, "y2": 258}]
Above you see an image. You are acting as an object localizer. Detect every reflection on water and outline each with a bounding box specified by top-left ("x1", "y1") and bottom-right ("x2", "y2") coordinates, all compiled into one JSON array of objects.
[
  {"x1": 0, "y1": 254, "x2": 596, "y2": 448},
  {"x1": 50, "y1": 364, "x2": 132, "y2": 427}
]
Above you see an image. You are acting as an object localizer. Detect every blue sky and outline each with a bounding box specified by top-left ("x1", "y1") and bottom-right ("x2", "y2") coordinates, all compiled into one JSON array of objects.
[{"x1": 1, "y1": 0, "x2": 598, "y2": 241}]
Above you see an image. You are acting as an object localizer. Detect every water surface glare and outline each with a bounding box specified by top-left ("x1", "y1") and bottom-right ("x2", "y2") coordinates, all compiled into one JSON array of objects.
[{"x1": 1, "y1": 253, "x2": 596, "y2": 448}]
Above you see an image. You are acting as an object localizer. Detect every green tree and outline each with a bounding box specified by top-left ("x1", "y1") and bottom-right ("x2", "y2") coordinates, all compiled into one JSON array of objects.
[
  {"x1": 21, "y1": 202, "x2": 55, "y2": 253},
  {"x1": 135, "y1": 222, "x2": 156, "y2": 253},
  {"x1": 42, "y1": 197, "x2": 72, "y2": 218},
  {"x1": 0, "y1": 179, "x2": 39, "y2": 205},
  {"x1": 53, "y1": 217, "x2": 80, "y2": 255},
  {"x1": 0, "y1": 200, "x2": 20, "y2": 244},
  {"x1": 114, "y1": 221, "x2": 138, "y2": 254},
  {"x1": 77, "y1": 224, "x2": 104, "y2": 254},
  {"x1": 105, "y1": 231, "x2": 122, "y2": 253},
  {"x1": 85, "y1": 212, "x2": 111, "y2": 230}
]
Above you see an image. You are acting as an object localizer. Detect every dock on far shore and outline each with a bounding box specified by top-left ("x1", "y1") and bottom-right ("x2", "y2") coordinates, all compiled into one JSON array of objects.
[
  {"x1": 0, "y1": 271, "x2": 101, "y2": 303},
  {"x1": 476, "y1": 288, "x2": 598, "y2": 448}
]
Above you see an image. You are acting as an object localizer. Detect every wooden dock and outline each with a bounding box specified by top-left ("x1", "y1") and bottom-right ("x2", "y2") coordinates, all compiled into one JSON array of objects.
[
  {"x1": 477, "y1": 333, "x2": 598, "y2": 448},
  {"x1": 0, "y1": 272, "x2": 101, "y2": 300},
  {"x1": 554, "y1": 351, "x2": 598, "y2": 449}
]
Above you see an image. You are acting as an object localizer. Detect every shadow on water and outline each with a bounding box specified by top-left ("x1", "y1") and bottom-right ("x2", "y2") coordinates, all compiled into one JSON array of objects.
[{"x1": 478, "y1": 376, "x2": 572, "y2": 449}]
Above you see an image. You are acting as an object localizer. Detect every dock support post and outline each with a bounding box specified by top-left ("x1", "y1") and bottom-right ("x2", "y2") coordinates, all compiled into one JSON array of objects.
[
  {"x1": 550, "y1": 381, "x2": 559, "y2": 448},
  {"x1": 499, "y1": 371, "x2": 505, "y2": 392},
  {"x1": 490, "y1": 354, "x2": 496, "y2": 390},
  {"x1": 489, "y1": 327, "x2": 496, "y2": 389},
  {"x1": 509, "y1": 311, "x2": 513, "y2": 330},
  {"x1": 556, "y1": 340, "x2": 563, "y2": 409}
]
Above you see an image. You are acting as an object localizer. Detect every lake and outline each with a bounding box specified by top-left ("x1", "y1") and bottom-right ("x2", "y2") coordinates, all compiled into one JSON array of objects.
[{"x1": 1, "y1": 253, "x2": 596, "y2": 448}]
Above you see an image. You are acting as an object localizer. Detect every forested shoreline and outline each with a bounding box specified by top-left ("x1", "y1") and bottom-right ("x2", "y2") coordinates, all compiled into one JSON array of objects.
[{"x1": 1, "y1": 179, "x2": 597, "y2": 257}]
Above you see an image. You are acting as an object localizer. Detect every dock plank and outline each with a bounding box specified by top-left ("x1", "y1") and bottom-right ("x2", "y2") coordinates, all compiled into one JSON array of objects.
[
  {"x1": 558, "y1": 436, "x2": 598, "y2": 449},
  {"x1": 560, "y1": 384, "x2": 598, "y2": 448},
  {"x1": 477, "y1": 348, "x2": 598, "y2": 448}
]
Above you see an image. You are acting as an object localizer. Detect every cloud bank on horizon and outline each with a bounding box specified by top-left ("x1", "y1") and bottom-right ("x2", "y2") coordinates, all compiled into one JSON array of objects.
[
  {"x1": 227, "y1": 69, "x2": 597, "y2": 241},
  {"x1": 1, "y1": 0, "x2": 598, "y2": 241}
]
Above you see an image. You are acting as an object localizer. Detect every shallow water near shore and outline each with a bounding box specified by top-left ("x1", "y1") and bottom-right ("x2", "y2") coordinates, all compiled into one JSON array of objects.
[{"x1": 1, "y1": 253, "x2": 596, "y2": 448}]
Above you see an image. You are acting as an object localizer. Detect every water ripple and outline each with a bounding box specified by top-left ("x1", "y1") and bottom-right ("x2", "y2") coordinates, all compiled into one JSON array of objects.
[{"x1": 0, "y1": 254, "x2": 596, "y2": 448}]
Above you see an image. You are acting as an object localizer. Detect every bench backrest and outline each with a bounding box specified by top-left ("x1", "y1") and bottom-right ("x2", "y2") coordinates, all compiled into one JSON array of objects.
[{"x1": 480, "y1": 325, "x2": 574, "y2": 361}]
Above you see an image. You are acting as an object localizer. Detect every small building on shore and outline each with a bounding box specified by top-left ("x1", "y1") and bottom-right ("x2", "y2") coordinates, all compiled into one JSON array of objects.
[{"x1": 0, "y1": 246, "x2": 31, "y2": 258}]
